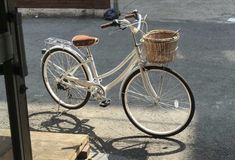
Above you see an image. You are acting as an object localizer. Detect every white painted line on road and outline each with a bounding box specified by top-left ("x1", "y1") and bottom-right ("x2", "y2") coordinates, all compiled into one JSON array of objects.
[{"x1": 227, "y1": 18, "x2": 235, "y2": 23}]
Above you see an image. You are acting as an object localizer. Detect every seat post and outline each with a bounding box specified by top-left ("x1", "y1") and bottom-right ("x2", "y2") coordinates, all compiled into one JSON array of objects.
[{"x1": 86, "y1": 47, "x2": 99, "y2": 82}]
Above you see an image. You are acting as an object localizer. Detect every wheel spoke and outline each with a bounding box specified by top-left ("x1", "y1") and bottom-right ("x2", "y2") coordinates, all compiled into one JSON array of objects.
[
  {"x1": 47, "y1": 67, "x2": 58, "y2": 80},
  {"x1": 127, "y1": 90, "x2": 153, "y2": 103},
  {"x1": 48, "y1": 60, "x2": 65, "y2": 73},
  {"x1": 158, "y1": 101, "x2": 189, "y2": 111},
  {"x1": 42, "y1": 50, "x2": 90, "y2": 109},
  {"x1": 122, "y1": 66, "x2": 194, "y2": 137}
]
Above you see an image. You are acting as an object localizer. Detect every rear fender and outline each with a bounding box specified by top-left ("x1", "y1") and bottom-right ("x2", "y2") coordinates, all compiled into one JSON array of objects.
[{"x1": 41, "y1": 45, "x2": 93, "y2": 81}]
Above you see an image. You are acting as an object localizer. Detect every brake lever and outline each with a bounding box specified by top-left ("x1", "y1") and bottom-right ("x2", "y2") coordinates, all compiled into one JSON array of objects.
[{"x1": 119, "y1": 19, "x2": 131, "y2": 30}]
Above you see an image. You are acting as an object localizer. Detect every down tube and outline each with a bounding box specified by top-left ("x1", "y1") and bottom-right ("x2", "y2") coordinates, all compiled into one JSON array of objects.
[{"x1": 105, "y1": 56, "x2": 138, "y2": 91}]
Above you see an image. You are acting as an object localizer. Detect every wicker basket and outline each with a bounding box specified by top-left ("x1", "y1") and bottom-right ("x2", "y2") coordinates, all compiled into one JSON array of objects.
[{"x1": 143, "y1": 29, "x2": 180, "y2": 64}]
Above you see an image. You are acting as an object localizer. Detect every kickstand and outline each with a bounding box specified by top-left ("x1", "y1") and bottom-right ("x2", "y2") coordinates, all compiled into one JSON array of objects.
[{"x1": 56, "y1": 102, "x2": 70, "y2": 117}]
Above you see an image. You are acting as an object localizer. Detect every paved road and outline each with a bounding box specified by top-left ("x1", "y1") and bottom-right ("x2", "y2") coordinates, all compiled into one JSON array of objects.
[
  {"x1": 119, "y1": 0, "x2": 235, "y2": 22},
  {"x1": 1, "y1": 1, "x2": 235, "y2": 160}
]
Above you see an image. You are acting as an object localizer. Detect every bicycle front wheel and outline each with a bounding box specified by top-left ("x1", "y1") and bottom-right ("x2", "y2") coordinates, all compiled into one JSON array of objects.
[
  {"x1": 121, "y1": 66, "x2": 195, "y2": 137},
  {"x1": 42, "y1": 48, "x2": 90, "y2": 109}
]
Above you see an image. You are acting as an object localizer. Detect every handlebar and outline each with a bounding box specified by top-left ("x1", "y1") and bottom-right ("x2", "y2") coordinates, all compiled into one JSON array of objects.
[
  {"x1": 100, "y1": 20, "x2": 119, "y2": 29},
  {"x1": 124, "y1": 13, "x2": 136, "y2": 19},
  {"x1": 100, "y1": 10, "x2": 143, "y2": 32},
  {"x1": 100, "y1": 22, "x2": 114, "y2": 29},
  {"x1": 125, "y1": 9, "x2": 138, "y2": 19}
]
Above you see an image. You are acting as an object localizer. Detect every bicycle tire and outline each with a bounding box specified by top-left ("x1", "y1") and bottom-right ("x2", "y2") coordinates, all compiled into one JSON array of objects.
[
  {"x1": 41, "y1": 48, "x2": 90, "y2": 109},
  {"x1": 121, "y1": 65, "x2": 195, "y2": 137}
]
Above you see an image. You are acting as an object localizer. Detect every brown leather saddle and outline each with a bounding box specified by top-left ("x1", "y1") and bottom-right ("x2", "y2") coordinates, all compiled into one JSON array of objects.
[{"x1": 72, "y1": 35, "x2": 99, "y2": 47}]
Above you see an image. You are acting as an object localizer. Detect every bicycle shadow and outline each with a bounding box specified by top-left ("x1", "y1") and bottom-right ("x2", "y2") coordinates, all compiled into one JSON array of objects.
[
  {"x1": 28, "y1": 111, "x2": 186, "y2": 160},
  {"x1": 28, "y1": 111, "x2": 108, "y2": 153},
  {"x1": 102, "y1": 136, "x2": 186, "y2": 160}
]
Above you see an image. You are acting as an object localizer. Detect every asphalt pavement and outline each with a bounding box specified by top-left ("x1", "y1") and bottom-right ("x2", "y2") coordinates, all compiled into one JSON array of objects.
[{"x1": 1, "y1": 1, "x2": 235, "y2": 160}]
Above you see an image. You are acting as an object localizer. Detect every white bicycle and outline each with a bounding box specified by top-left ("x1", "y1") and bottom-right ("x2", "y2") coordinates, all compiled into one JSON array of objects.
[{"x1": 41, "y1": 10, "x2": 195, "y2": 137}]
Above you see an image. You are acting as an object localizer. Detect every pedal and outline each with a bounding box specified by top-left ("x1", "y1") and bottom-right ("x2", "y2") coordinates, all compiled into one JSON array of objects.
[{"x1": 99, "y1": 99, "x2": 111, "y2": 107}]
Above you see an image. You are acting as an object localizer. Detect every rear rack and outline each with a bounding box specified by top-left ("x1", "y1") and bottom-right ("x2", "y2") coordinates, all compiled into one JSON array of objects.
[
  {"x1": 43, "y1": 37, "x2": 87, "y2": 59},
  {"x1": 44, "y1": 37, "x2": 73, "y2": 49}
]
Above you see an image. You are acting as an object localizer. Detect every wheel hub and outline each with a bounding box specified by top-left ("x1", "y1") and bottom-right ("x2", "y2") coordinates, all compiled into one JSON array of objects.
[
  {"x1": 57, "y1": 82, "x2": 68, "y2": 90},
  {"x1": 90, "y1": 85, "x2": 106, "y2": 101}
]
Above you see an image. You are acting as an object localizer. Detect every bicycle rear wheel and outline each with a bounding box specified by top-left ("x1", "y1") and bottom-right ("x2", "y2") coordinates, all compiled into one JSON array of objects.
[
  {"x1": 121, "y1": 66, "x2": 195, "y2": 137},
  {"x1": 42, "y1": 48, "x2": 90, "y2": 109}
]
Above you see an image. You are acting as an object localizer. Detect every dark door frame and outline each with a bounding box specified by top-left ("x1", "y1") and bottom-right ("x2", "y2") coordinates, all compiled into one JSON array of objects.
[{"x1": 0, "y1": 0, "x2": 32, "y2": 159}]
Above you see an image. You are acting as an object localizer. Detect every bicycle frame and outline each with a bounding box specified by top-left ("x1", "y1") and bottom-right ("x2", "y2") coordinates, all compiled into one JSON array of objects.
[
  {"x1": 43, "y1": 12, "x2": 159, "y2": 100},
  {"x1": 65, "y1": 40, "x2": 158, "y2": 101},
  {"x1": 64, "y1": 46, "x2": 141, "y2": 92},
  {"x1": 89, "y1": 48, "x2": 139, "y2": 91}
]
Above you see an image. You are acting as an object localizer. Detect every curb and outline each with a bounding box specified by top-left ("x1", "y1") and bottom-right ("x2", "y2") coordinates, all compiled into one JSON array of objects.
[{"x1": 18, "y1": 8, "x2": 106, "y2": 18}]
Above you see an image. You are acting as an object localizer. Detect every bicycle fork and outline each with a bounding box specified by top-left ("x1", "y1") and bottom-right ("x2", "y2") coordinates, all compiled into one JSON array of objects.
[
  {"x1": 134, "y1": 44, "x2": 160, "y2": 103},
  {"x1": 139, "y1": 65, "x2": 160, "y2": 103}
]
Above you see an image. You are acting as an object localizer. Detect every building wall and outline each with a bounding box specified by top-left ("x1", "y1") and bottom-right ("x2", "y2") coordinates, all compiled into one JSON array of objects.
[{"x1": 16, "y1": 0, "x2": 110, "y2": 9}]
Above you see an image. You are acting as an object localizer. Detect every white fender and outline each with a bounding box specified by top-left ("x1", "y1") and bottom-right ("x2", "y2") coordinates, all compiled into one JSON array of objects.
[{"x1": 41, "y1": 45, "x2": 93, "y2": 81}]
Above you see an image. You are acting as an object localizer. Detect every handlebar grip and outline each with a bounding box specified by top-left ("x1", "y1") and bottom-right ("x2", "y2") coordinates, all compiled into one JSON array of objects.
[
  {"x1": 100, "y1": 22, "x2": 114, "y2": 29},
  {"x1": 125, "y1": 13, "x2": 136, "y2": 19}
]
